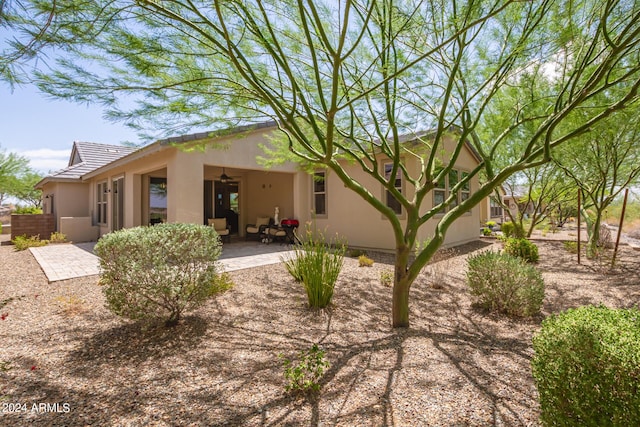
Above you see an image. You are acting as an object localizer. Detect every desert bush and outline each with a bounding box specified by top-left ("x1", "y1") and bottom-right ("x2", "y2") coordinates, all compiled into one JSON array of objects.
[
  {"x1": 501, "y1": 221, "x2": 525, "y2": 238},
  {"x1": 54, "y1": 294, "x2": 86, "y2": 317},
  {"x1": 280, "y1": 344, "x2": 330, "y2": 393},
  {"x1": 380, "y1": 270, "x2": 393, "y2": 287},
  {"x1": 503, "y1": 237, "x2": 539, "y2": 263},
  {"x1": 531, "y1": 306, "x2": 640, "y2": 426},
  {"x1": 466, "y1": 251, "x2": 544, "y2": 317},
  {"x1": 563, "y1": 241, "x2": 578, "y2": 254},
  {"x1": 358, "y1": 255, "x2": 374, "y2": 267},
  {"x1": 12, "y1": 234, "x2": 48, "y2": 251},
  {"x1": 347, "y1": 248, "x2": 367, "y2": 257},
  {"x1": 14, "y1": 206, "x2": 43, "y2": 214},
  {"x1": 282, "y1": 228, "x2": 345, "y2": 308},
  {"x1": 49, "y1": 231, "x2": 67, "y2": 243},
  {"x1": 94, "y1": 223, "x2": 231, "y2": 326}
]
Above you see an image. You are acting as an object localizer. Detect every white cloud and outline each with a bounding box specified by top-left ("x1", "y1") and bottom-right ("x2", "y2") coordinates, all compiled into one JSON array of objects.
[{"x1": 11, "y1": 148, "x2": 69, "y2": 174}]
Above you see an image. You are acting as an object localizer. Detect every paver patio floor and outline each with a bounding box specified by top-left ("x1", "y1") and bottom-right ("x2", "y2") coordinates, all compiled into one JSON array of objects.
[{"x1": 30, "y1": 240, "x2": 296, "y2": 283}]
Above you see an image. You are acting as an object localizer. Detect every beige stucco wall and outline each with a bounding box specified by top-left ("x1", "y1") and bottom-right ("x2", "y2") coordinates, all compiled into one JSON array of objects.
[
  {"x1": 243, "y1": 171, "x2": 295, "y2": 227},
  {"x1": 308, "y1": 139, "x2": 481, "y2": 251},
  {"x1": 40, "y1": 181, "x2": 92, "y2": 232},
  {"x1": 59, "y1": 217, "x2": 99, "y2": 242}
]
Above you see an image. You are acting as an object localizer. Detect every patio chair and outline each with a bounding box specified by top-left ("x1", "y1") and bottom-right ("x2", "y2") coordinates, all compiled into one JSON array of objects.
[
  {"x1": 267, "y1": 226, "x2": 288, "y2": 244},
  {"x1": 208, "y1": 218, "x2": 231, "y2": 243},
  {"x1": 245, "y1": 216, "x2": 271, "y2": 240}
]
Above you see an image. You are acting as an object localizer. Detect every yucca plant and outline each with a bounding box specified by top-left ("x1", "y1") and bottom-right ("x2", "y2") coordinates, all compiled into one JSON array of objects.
[{"x1": 282, "y1": 225, "x2": 345, "y2": 308}]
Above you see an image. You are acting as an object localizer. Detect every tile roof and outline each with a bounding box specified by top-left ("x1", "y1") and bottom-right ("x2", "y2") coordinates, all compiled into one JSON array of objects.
[{"x1": 47, "y1": 141, "x2": 138, "y2": 180}]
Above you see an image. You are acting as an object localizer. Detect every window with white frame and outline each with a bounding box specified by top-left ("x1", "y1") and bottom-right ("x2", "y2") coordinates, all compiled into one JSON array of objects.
[
  {"x1": 490, "y1": 197, "x2": 503, "y2": 217},
  {"x1": 313, "y1": 171, "x2": 327, "y2": 216},
  {"x1": 433, "y1": 169, "x2": 471, "y2": 213},
  {"x1": 460, "y1": 171, "x2": 470, "y2": 203},
  {"x1": 384, "y1": 162, "x2": 402, "y2": 214},
  {"x1": 97, "y1": 181, "x2": 108, "y2": 224}
]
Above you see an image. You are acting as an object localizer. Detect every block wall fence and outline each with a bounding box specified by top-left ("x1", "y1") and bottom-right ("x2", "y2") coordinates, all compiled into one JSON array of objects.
[{"x1": 10, "y1": 214, "x2": 55, "y2": 240}]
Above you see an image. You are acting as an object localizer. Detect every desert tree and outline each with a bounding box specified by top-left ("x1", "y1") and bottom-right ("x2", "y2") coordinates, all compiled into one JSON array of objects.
[
  {"x1": 553, "y1": 106, "x2": 640, "y2": 255},
  {"x1": 0, "y1": 146, "x2": 30, "y2": 206},
  {"x1": 2, "y1": 0, "x2": 640, "y2": 327},
  {"x1": 501, "y1": 165, "x2": 578, "y2": 237}
]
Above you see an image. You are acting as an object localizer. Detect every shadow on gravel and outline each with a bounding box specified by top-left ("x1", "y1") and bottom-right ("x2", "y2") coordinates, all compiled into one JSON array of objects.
[{"x1": 66, "y1": 315, "x2": 208, "y2": 375}]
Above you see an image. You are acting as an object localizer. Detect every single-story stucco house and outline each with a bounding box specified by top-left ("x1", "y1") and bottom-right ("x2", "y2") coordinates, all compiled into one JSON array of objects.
[{"x1": 36, "y1": 121, "x2": 482, "y2": 251}]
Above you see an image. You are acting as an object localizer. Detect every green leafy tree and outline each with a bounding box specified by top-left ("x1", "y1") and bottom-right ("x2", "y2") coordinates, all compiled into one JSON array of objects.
[
  {"x1": 554, "y1": 107, "x2": 640, "y2": 255},
  {"x1": 0, "y1": 146, "x2": 29, "y2": 206},
  {"x1": 502, "y1": 165, "x2": 577, "y2": 237},
  {"x1": 3, "y1": 1, "x2": 640, "y2": 327},
  {"x1": 11, "y1": 170, "x2": 44, "y2": 208}
]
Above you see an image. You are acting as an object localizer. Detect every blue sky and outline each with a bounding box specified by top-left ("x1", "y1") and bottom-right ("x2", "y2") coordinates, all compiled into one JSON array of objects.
[{"x1": 0, "y1": 83, "x2": 140, "y2": 174}]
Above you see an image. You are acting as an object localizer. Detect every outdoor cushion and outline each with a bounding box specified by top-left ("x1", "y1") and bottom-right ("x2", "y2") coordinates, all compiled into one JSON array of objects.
[
  {"x1": 256, "y1": 216, "x2": 270, "y2": 227},
  {"x1": 208, "y1": 218, "x2": 229, "y2": 236},
  {"x1": 268, "y1": 228, "x2": 287, "y2": 237}
]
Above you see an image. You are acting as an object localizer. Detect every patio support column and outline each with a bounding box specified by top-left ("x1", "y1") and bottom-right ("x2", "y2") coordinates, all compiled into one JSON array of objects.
[
  {"x1": 125, "y1": 173, "x2": 142, "y2": 228},
  {"x1": 292, "y1": 171, "x2": 309, "y2": 224},
  {"x1": 167, "y1": 152, "x2": 204, "y2": 225}
]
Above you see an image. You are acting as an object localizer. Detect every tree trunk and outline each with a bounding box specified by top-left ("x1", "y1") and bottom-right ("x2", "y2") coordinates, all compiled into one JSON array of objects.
[
  {"x1": 392, "y1": 245, "x2": 412, "y2": 328},
  {"x1": 588, "y1": 210, "x2": 603, "y2": 257}
]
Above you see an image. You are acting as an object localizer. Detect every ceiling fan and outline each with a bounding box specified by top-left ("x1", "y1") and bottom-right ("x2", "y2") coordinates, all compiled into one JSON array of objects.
[{"x1": 219, "y1": 167, "x2": 241, "y2": 183}]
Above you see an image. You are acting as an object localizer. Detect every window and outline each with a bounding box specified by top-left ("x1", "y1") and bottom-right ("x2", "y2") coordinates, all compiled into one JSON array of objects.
[
  {"x1": 460, "y1": 171, "x2": 470, "y2": 203},
  {"x1": 490, "y1": 197, "x2": 503, "y2": 218},
  {"x1": 384, "y1": 162, "x2": 402, "y2": 214},
  {"x1": 97, "y1": 181, "x2": 108, "y2": 224},
  {"x1": 149, "y1": 177, "x2": 167, "y2": 225},
  {"x1": 448, "y1": 170, "x2": 459, "y2": 208},
  {"x1": 434, "y1": 170, "x2": 446, "y2": 213},
  {"x1": 313, "y1": 171, "x2": 327, "y2": 216},
  {"x1": 433, "y1": 169, "x2": 471, "y2": 213}
]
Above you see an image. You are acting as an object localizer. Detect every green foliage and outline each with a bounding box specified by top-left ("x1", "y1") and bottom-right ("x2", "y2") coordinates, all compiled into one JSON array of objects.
[
  {"x1": 380, "y1": 270, "x2": 393, "y2": 287},
  {"x1": 358, "y1": 255, "x2": 374, "y2": 267},
  {"x1": 13, "y1": 206, "x2": 43, "y2": 214},
  {"x1": 282, "y1": 228, "x2": 345, "y2": 309},
  {"x1": 466, "y1": 251, "x2": 544, "y2": 317},
  {"x1": 482, "y1": 227, "x2": 492, "y2": 236},
  {"x1": 531, "y1": 306, "x2": 640, "y2": 426},
  {"x1": 501, "y1": 221, "x2": 525, "y2": 238},
  {"x1": 503, "y1": 238, "x2": 539, "y2": 263},
  {"x1": 12, "y1": 234, "x2": 47, "y2": 251},
  {"x1": 280, "y1": 344, "x2": 330, "y2": 393},
  {"x1": 563, "y1": 241, "x2": 578, "y2": 254},
  {"x1": 94, "y1": 223, "x2": 230, "y2": 326},
  {"x1": 49, "y1": 231, "x2": 67, "y2": 243},
  {"x1": 347, "y1": 248, "x2": 367, "y2": 258},
  {"x1": 485, "y1": 221, "x2": 496, "y2": 228}
]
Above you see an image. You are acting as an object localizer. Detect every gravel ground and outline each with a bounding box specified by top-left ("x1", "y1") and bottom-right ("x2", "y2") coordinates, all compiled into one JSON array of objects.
[{"x1": 1, "y1": 239, "x2": 639, "y2": 426}]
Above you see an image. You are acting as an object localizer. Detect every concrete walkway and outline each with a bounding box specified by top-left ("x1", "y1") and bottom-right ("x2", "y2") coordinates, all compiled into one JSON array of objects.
[{"x1": 30, "y1": 241, "x2": 296, "y2": 283}]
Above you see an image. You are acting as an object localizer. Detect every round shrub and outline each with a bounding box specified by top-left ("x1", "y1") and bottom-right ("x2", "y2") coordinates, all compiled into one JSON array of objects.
[
  {"x1": 95, "y1": 223, "x2": 231, "y2": 326},
  {"x1": 503, "y1": 237, "x2": 539, "y2": 263},
  {"x1": 466, "y1": 250, "x2": 544, "y2": 317},
  {"x1": 501, "y1": 221, "x2": 525, "y2": 238},
  {"x1": 532, "y1": 306, "x2": 640, "y2": 426}
]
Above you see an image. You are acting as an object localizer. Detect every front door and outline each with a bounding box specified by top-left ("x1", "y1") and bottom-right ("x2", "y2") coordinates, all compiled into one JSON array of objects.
[
  {"x1": 214, "y1": 181, "x2": 239, "y2": 234},
  {"x1": 112, "y1": 177, "x2": 124, "y2": 231}
]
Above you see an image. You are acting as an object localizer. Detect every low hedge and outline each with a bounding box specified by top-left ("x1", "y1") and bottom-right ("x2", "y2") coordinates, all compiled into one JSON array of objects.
[{"x1": 531, "y1": 305, "x2": 640, "y2": 426}]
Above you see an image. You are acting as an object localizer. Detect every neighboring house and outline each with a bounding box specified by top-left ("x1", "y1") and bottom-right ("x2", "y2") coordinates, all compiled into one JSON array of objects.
[
  {"x1": 502, "y1": 185, "x2": 538, "y2": 220},
  {"x1": 36, "y1": 122, "x2": 482, "y2": 251},
  {"x1": 480, "y1": 186, "x2": 506, "y2": 225}
]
